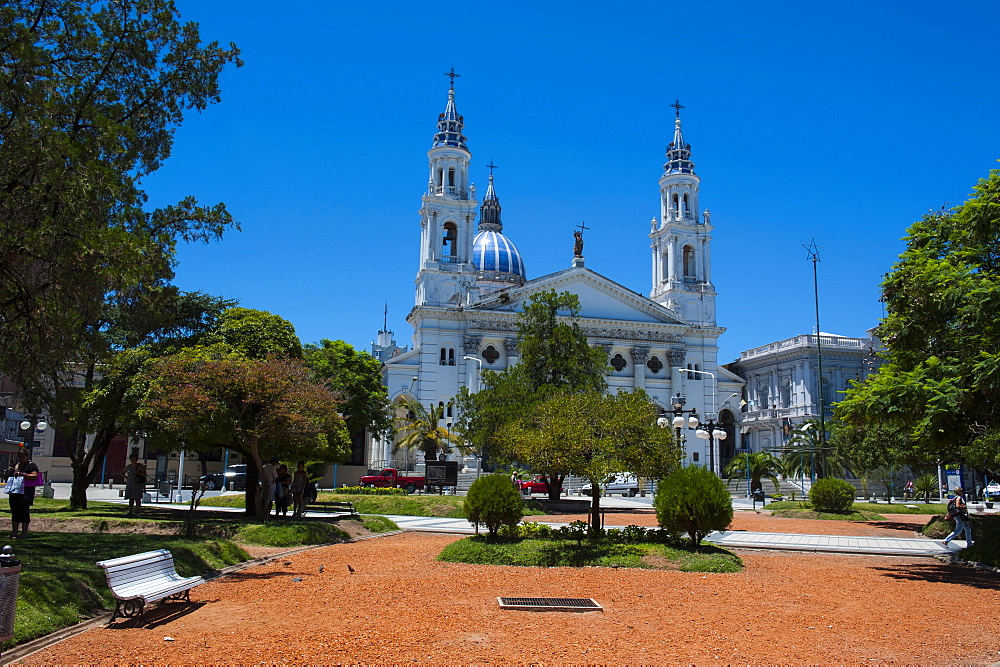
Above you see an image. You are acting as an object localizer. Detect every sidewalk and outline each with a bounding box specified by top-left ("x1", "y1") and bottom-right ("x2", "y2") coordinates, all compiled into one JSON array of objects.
[{"x1": 52, "y1": 483, "x2": 963, "y2": 557}]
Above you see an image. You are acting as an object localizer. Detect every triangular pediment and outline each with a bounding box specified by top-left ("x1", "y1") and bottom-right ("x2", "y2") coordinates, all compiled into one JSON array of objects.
[{"x1": 470, "y1": 267, "x2": 690, "y2": 327}]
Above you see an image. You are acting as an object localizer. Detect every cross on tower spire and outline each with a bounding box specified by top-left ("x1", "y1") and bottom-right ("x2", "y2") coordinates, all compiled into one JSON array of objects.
[
  {"x1": 576, "y1": 221, "x2": 590, "y2": 234},
  {"x1": 485, "y1": 160, "x2": 498, "y2": 176},
  {"x1": 444, "y1": 67, "x2": 461, "y2": 89},
  {"x1": 670, "y1": 99, "x2": 685, "y2": 118}
]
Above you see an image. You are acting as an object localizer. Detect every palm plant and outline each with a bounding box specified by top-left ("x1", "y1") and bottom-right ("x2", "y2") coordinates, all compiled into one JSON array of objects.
[
  {"x1": 913, "y1": 473, "x2": 939, "y2": 503},
  {"x1": 394, "y1": 398, "x2": 465, "y2": 460},
  {"x1": 781, "y1": 421, "x2": 846, "y2": 480},
  {"x1": 723, "y1": 451, "x2": 783, "y2": 495}
]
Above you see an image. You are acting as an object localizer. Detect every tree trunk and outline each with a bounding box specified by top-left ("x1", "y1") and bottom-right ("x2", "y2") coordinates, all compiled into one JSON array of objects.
[
  {"x1": 589, "y1": 486, "x2": 602, "y2": 533},
  {"x1": 546, "y1": 474, "x2": 565, "y2": 500}
]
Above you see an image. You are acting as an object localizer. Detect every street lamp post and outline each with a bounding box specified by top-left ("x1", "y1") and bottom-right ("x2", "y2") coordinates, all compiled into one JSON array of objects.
[
  {"x1": 657, "y1": 392, "x2": 700, "y2": 455},
  {"x1": 695, "y1": 418, "x2": 727, "y2": 477},
  {"x1": 18, "y1": 415, "x2": 47, "y2": 451}
]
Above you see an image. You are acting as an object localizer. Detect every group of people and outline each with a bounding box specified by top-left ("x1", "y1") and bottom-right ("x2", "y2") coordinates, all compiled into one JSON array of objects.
[
  {"x1": 260, "y1": 458, "x2": 314, "y2": 517},
  {"x1": 6, "y1": 448, "x2": 41, "y2": 538}
]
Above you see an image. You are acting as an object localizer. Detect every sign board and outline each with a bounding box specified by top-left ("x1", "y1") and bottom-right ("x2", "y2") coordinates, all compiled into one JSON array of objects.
[{"x1": 425, "y1": 461, "x2": 458, "y2": 486}]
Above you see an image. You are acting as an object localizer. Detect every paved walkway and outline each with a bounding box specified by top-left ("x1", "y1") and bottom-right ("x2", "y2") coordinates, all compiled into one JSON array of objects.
[{"x1": 54, "y1": 483, "x2": 963, "y2": 557}]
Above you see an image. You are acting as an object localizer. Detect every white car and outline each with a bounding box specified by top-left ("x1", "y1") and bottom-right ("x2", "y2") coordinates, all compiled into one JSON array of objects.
[
  {"x1": 579, "y1": 474, "x2": 640, "y2": 497},
  {"x1": 985, "y1": 482, "x2": 1000, "y2": 499}
]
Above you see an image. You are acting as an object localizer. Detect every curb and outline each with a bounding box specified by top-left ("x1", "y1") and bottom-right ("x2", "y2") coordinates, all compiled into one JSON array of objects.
[{"x1": 0, "y1": 529, "x2": 405, "y2": 666}]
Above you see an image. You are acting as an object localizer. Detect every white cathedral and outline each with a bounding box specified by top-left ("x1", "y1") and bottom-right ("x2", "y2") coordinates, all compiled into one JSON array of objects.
[{"x1": 371, "y1": 82, "x2": 744, "y2": 474}]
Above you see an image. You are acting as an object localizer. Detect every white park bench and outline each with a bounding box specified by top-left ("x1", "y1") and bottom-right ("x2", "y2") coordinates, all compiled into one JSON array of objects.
[{"x1": 97, "y1": 549, "x2": 205, "y2": 622}]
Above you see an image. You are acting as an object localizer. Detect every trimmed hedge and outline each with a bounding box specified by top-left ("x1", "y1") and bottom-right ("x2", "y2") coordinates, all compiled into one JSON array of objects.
[
  {"x1": 809, "y1": 477, "x2": 856, "y2": 512},
  {"x1": 654, "y1": 465, "x2": 733, "y2": 547},
  {"x1": 464, "y1": 474, "x2": 524, "y2": 536}
]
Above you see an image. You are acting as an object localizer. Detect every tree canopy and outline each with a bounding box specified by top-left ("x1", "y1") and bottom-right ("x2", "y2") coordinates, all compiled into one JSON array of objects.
[
  {"x1": 304, "y1": 339, "x2": 391, "y2": 440},
  {"x1": 0, "y1": 0, "x2": 242, "y2": 389},
  {"x1": 836, "y1": 168, "x2": 1000, "y2": 480}
]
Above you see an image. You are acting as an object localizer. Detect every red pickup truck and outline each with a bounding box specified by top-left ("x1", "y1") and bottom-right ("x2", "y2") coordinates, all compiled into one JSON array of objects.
[
  {"x1": 359, "y1": 468, "x2": 426, "y2": 493},
  {"x1": 515, "y1": 475, "x2": 551, "y2": 495}
]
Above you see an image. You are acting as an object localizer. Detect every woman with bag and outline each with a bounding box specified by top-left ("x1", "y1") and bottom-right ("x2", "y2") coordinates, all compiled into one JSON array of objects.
[
  {"x1": 6, "y1": 448, "x2": 40, "y2": 538},
  {"x1": 123, "y1": 453, "x2": 147, "y2": 517},
  {"x1": 943, "y1": 487, "x2": 973, "y2": 547}
]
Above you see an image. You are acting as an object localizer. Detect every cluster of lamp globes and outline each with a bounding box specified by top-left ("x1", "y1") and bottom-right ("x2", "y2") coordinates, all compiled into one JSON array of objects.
[
  {"x1": 656, "y1": 413, "x2": 727, "y2": 442},
  {"x1": 20, "y1": 419, "x2": 47, "y2": 433}
]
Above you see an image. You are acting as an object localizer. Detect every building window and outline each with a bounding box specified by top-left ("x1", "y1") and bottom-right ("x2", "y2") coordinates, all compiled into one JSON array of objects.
[
  {"x1": 683, "y1": 245, "x2": 695, "y2": 277},
  {"x1": 442, "y1": 222, "x2": 457, "y2": 257},
  {"x1": 440, "y1": 348, "x2": 447, "y2": 365},
  {"x1": 692, "y1": 452, "x2": 699, "y2": 462},
  {"x1": 482, "y1": 345, "x2": 500, "y2": 364},
  {"x1": 610, "y1": 353, "x2": 628, "y2": 372},
  {"x1": 448, "y1": 167, "x2": 455, "y2": 187},
  {"x1": 440, "y1": 347, "x2": 456, "y2": 365},
  {"x1": 646, "y1": 355, "x2": 663, "y2": 374},
  {"x1": 682, "y1": 193, "x2": 689, "y2": 212},
  {"x1": 448, "y1": 349, "x2": 456, "y2": 366}
]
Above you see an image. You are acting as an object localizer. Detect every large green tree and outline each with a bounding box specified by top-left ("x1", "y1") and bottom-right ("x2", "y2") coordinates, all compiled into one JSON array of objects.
[
  {"x1": 304, "y1": 339, "x2": 392, "y2": 441},
  {"x1": 453, "y1": 290, "x2": 609, "y2": 495},
  {"x1": 138, "y1": 353, "x2": 348, "y2": 517},
  {"x1": 837, "y1": 168, "x2": 1000, "y2": 481},
  {"x1": 0, "y1": 0, "x2": 242, "y2": 389},
  {"x1": 501, "y1": 389, "x2": 680, "y2": 528}
]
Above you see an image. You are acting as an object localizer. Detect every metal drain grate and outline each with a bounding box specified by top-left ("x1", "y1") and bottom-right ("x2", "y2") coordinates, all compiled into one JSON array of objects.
[{"x1": 498, "y1": 597, "x2": 603, "y2": 612}]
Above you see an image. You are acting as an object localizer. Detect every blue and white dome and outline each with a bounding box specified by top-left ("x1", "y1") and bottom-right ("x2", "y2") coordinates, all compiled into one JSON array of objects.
[
  {"x1": 473, "y1": 230, "x2": 526, "y2": 281},
  {"x1": 473, "y1": 174, "x2": 526, "y2": 287}
]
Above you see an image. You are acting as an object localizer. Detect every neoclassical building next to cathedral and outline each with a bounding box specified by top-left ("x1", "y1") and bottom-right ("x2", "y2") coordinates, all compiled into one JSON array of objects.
[{"x1": 370, "y1": 82, "x2": 744, "y2": 475}]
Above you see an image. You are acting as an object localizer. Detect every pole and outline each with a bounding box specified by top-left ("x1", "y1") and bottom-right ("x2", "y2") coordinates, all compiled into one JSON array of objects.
[
  {"x1": 176, "y1": 448, "x2": 185, "y2": 502},
  {"x1": 804, "y1": 239, "x2": 826, "y2": 469}
]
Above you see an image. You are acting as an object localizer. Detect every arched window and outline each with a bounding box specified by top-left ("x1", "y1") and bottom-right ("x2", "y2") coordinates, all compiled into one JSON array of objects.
[
  {"x1": 448, "y1": 167, "x2": 455, "y2": 187},
  {"x1": 440, "y1": 348, "x2": 447, "y2": 365},
  {"x1": 442, "y1": 222, "x2": 457, "y2": 257},
  {"x1": 448, "y1": 349, "x2": 456, "y2": 366},
  {"x1": 780, "y1": 379, "x2": 792, "y2": 408},
  {"x1": 682, "y1": 193, "x2": 689, "y2": 212},
  {"x1": 672, "y1": 193, "x2": 680, "y2": 214},
  {"x1": 436, "y1": 168, "x2": 443, "y2": 187},
  {"x1": 646, "y1": 355, "x2": 663, "y2": 374},
  {"x1": 447, "y1": 403, "x2": 453, "y2": 418},
  {"x1": 683, "y1": 245, "x2": 695, "y2": 278},
  {"x1": 610, "y1": 353, "x2": 627, "y2": 372},
  {"x1": 482, "y1": 345, "x2": 500, "y2": 365}
]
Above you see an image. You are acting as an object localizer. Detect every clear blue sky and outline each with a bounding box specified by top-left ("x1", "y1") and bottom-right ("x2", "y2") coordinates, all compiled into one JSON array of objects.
[{"x1": 146, "y1": 0, "x2": 1000, "y2": 364}]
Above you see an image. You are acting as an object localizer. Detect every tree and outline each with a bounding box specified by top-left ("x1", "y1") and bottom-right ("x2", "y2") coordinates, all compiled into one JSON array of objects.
[
  {"x1": 463, "y1": 474, "x2": 524, "y2": 537},
  {"x1": 395, "y1": 399, "x2": 464, "y2": 461},
  {"x1": 501, "y1": 389, "x2": 680, "y2": 529},
  {"x1": 206, "y1": 308, "x2": 303, "y2": 360},
  {"x1": 837, "y1": 168, "x2": 1000, "y2": 482},
  {"x1": 454, "y1": 290, "x2": 609, "y2": 491},
  {"x1": 137, "y1": 354, "x2": 348, "y2": 517},
  {"x1": 0, "y1": 0, "x2": 242, "y2": 390},
  {"x1": 722, "y1": 451, "x2": 783, "y2": 496},
  {"x1": 654, "y1": 465, "x2": 733, "y2": 547},
  {"x1": 304, "y1": 340, "x2": 392, "y2": 441}
]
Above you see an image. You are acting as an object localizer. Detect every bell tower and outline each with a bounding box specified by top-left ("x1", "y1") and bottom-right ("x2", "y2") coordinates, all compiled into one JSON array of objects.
[
  {"x1": 415, "y1": 70, "x2": 479, "y2": 307},
  {"x1": 649, "y1": 101, "x2": 716, "y2": 326}
]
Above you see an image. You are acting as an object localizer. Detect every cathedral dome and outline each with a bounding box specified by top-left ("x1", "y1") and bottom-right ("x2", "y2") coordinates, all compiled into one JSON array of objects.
[{"x1": 473, "y1": 230, "x2": 526, "y2": 283}]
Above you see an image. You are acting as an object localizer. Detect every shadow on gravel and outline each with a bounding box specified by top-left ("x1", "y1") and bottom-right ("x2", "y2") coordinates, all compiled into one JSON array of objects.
[
  {"x1": 108, "y1": 601, "x2": 206, "y2": 630},
  {"x1": 871, "y1": 563, "x2": 1000, "y2": 590},
  {"x1": 864, "y1": 520, "x2": 926, "y2": 532}
]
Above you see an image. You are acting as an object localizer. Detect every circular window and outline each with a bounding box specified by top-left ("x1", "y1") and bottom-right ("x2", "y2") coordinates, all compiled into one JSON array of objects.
[
  {"x1": 610, "y1": 353, "x2": 627, "y2": 372},
  {"x1": 482, "y1": 345, "x2": 501, "y2": 364},
  {"x1": 646, "y1": 355, "x2": 663, "y2": 374}
]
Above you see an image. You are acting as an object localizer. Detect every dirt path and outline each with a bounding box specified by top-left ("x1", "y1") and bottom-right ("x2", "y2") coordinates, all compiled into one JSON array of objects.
[{"x1": 28, "y1": 513, "x2": 1000, "y2": 665}]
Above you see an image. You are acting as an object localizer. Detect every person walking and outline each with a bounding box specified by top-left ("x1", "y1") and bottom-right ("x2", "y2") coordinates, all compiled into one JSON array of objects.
[
  {"x1": 7, "y1": 448, "x2": 40, "y2": 538},
  {"x1": 943, "y1": 487, "x2": 973, "y2": 547},
  {"x1": 123, "y1": 453, "x2": 147, "y2": 517},
  {"x1": 290, "y1": 461, "x2": 308, "y2": 517}
]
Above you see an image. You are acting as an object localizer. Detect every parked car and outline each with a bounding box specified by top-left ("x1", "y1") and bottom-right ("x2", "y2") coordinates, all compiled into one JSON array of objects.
[
  {"x1": 985, "y1": 481, "x2": 1000, "y2": 500},
  {"x1": 199, "y1": 464, "x2": 247, "y2": 491},
  {"x1": 580, "y1": 474, "x2": 640, "y2": 497},
  {"x1": 515, "y1": 475, "x2": 552, "y2": 495}
]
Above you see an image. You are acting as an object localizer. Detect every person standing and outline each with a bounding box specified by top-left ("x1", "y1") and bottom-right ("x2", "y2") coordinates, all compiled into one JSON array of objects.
[
  {"x1": 261, "y1": 457, "x2": 279, "y2": 515},
  {"x1": 943, "y1": 487, "x2": 973, "y2": 547},
  {"x1": 7, "y1": 449, "x2": 40, "y2": 538},
  {"x1": 290, "y1": 461, "x2": 308, "y2": 517},
  {"x1": 274, "y1": 464, "x2": 292, "y2": 517},
  {"x1": 123, "y1": 453, "x2": 147, "y2": 517}
]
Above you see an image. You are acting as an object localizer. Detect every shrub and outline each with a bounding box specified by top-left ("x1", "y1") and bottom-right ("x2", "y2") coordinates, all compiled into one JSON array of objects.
[
  {"x1": 654, "y1": 466, "x2": 733, "y2": 547},
  {"x1": 464, "y1": 474, "x2": 525, "y2": 536},
  {"x1": 334, "y1": 485, "x2": 408, "y2": 496},
  {"x1": 809, "y1": 477, "x2": 856, "y2": 512}
]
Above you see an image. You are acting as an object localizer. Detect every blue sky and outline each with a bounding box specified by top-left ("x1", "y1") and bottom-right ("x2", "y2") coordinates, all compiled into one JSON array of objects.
[{"x1": 146, "y1": 0, "x2": 1000, "y2": 364}]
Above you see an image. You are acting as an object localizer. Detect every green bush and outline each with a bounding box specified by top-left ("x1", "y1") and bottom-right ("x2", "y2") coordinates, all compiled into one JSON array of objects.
[
  {"x1": 809, "y1": 477, "x2": 856, "y2": 512},
  {"x1": 654, "y1": 465, "x2": 733, "y2": 547},
  {"x1": 464, "y1": 474, "x2": 525, "y2": 536}
]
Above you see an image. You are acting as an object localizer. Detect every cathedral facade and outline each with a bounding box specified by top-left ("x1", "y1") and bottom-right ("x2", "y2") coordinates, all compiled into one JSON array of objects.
[{"x1": 372, "y1": 83, "x2": 744, "y2": 474}]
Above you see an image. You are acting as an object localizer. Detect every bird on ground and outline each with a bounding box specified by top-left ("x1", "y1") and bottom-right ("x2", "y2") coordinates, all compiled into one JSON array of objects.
[
  {"x1": 283, "y1": 560, "x2": 292, "y2": 566},
  {"x1": 347, "y1": 564, "x2": 355, "y2": 574},
  {"x1": 318, "y1": 564, "x2": 325, "y2": 573},
  {"x1": 291, "y1": 577, "x2": 303, "y2": 582}
]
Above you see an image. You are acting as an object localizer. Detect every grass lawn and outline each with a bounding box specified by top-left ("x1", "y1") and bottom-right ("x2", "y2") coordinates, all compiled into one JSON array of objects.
[
  {"x1": 438, "y1": 535, "x2": 742, "y2": 572},
  {"x1": 766, "y1": 500, "x2": 949, "y2": 518}
]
